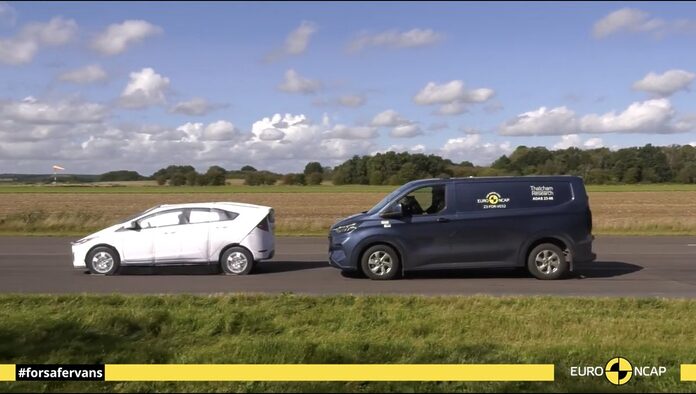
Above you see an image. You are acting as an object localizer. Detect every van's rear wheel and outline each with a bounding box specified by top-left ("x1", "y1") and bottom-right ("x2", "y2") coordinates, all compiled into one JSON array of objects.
[
  {"x1": 361, "y1": 245, "x2": 400, "y2": 280},
  {"x1": 527, "y1": 243, "x2": 568, "y2": 280}
]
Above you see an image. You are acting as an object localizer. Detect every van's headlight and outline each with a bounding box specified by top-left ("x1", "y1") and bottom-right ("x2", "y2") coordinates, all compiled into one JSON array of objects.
[{"x1": 333, "y1": 223, "x2": 358, "y2": 234}]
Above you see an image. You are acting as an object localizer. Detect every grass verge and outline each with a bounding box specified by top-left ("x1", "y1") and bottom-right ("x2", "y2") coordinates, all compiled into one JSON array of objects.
[{"x1": 0, "y1": 294, "x2": 694, "y2": 392}]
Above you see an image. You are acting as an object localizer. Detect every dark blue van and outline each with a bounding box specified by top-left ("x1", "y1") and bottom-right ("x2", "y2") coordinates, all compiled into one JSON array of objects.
[{"x1": 328, "y1": 176, "x2": 595, "y2": 280}]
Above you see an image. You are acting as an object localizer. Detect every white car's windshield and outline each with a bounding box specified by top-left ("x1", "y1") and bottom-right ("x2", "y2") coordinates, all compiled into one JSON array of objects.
[{"x1": 117, "y1": 206, "x2": 160, "y2": 225}]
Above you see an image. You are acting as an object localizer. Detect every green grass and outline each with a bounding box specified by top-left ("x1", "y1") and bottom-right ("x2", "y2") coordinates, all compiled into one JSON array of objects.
[
  {"x1": 0, "y1": 294, "x2": 694, "y2": 392},
  {"x1": 1, "y1": 183, "x2": 695, "y2": 194}
]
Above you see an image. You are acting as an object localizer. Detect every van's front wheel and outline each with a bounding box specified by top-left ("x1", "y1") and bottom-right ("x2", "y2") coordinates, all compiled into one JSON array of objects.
[
  {"x1": 361, "y1": 245, "x2": 400, "y2": 280},
  {"x1": 527, "y1": 243, "x2": 568, "y2": 280}
]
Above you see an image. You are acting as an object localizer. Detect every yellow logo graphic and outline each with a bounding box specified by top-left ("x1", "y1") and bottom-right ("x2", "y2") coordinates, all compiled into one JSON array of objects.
[
  {"x1": 605, "y1": 357, "x2": 633, "y2": 385},
  {"x1": 486, "y1": 192, "x2": 501, "y2": 205}
]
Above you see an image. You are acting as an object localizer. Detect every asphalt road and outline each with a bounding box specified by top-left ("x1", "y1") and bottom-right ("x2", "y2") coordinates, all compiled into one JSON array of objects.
[{"x1": 0, "y1": 236, "x2": 695, "y2": 297}]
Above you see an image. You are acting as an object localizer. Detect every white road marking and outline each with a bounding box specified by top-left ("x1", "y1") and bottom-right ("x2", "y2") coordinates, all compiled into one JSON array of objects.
[{"x1": 688, "y1": 244, "x2": 696, "y2": 247}]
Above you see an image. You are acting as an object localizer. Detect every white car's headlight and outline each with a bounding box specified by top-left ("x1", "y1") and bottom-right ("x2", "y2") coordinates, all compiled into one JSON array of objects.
[
  {"x1": 333, "y1": 223, "x2": 358, "y2": 234},
  {"x1": 72, "y1": 236, "x2": 95, "y2": 245}
]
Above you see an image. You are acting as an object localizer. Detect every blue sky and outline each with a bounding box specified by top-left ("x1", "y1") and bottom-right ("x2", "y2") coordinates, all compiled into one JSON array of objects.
[{"x1": 1, "y1": 1, "x2": 695, "y2": 174}]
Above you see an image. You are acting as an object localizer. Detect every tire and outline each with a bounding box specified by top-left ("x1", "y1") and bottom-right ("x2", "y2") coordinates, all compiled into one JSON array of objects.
[
  {"x1": 86, "y1": 246, "x2": 120, "y2": 276},
  {"x1": 361, "y1": 244, "x2": 401, "y2": 280},
  {"x1": 220, "y1": 247, "x2": 254, "y2": 275},
  {"x1": 527, "y1": 243, "x2": 568, "y2": 280}
]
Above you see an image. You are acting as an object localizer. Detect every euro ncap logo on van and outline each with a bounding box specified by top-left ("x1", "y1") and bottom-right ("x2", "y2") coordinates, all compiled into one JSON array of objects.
[{"x1": 477, "y1": 192, "x2": 510, "y2": 209}]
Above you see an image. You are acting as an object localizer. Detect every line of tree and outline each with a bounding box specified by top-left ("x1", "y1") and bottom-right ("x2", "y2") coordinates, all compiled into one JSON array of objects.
[
  {"x1": 329, "y1": 144, "x2": 696, "y2": 185},
  {"x1": 99, "y1": 170, "x2": 146, "y2": 182},
  {"x1": 151, "y1": 165, "x2": 228, "y2": 186}
]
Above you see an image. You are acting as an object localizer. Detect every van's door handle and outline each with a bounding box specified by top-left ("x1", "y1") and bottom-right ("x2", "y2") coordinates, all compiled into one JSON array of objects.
[{"x1": 436, "y1": 218, "x2": 450, "y2": 223}]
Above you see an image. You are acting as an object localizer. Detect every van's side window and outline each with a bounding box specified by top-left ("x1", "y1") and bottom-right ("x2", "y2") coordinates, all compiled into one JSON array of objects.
[{"x1": 399, "y1": 185, "x2": 446, "y2": 215}]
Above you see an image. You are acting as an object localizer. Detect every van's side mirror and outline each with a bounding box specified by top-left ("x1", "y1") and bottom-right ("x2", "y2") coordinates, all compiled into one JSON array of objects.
[
  {"x1": 381, "y1": 203, "x2": 403, "y2": 219},
  {"x1": 126, "y1": 221, "x2": 140, "y2": 231}
]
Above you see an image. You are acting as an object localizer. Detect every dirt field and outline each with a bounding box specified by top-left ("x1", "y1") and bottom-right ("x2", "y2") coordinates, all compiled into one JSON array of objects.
[{"x1": 0, "y1": 190, "x2": 695, "y2": 235}]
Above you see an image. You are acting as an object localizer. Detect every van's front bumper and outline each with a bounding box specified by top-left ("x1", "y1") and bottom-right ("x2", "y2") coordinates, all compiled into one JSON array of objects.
[{"x1": 328, "y1": 233, "x2": 358, "y2": 271}]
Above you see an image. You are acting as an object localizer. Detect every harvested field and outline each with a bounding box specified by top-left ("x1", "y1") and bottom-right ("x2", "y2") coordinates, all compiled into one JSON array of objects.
[{"x1": 0, "y1": 190, "x2": 694, "y2": 236}]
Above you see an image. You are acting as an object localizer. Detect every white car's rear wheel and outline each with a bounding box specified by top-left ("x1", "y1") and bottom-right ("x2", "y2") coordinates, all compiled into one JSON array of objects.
[
  {"x1": 87, "y1": 246, "x2": 120, "y2": 275},
  {"x1": 220, "y1": 247, "x2": 254, "y2": 275}
]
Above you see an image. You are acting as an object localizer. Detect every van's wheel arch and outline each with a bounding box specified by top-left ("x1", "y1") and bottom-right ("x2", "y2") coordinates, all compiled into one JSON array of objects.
[
  {"x1": 527, "y1": 242, "x2": 569, "y2": 280},
  {"x1": 360, "y1": 243, "x2": 402, "y2": 280},
  {"x1": 86, "y1": 245, "x2": 121, "y2": 275}
]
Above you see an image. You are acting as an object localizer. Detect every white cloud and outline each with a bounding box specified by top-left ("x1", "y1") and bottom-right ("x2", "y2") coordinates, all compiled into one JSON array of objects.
[
  {"x1": 553, "y1": 134, "x2": 582, "y2": 149},
  {"x1": 0, "y1": 2, "x2": 17, "y2": 27},
  {"x1": 371, "y1": 109, "x2": 422, "y2": 138},
  {"x1": 0, "y1": 17, "x2": 77, "y2": 65},
  {"x1": 593, "y1": 8, "x2": 663, "y2": 38},
  {"x1": 277, "y1": 69, "x2": 321, "y2": 94},
  {"x1": 371, "y1": 109, "x2": 410, "y2": 127},
  {"x1": 375, "y1": 144, "x2": 426, "y2": 155},
  {"x1": 91, "y1": 19, "x2": 162, "y2": 55},
  {"x1": 59, "y1": 64, "x2": 107, "y2": 84},
  {"x1": 266, "y1": 21, "x2": 317, "y2": 62},
  {"x1": 500, "y1": 99, "x2": 691, "y2": 136},
  {"x1": 348, "y1": 28, "x2": 442, "y2": 52},
  {"x1": 633, "y1": 69, "x2": 695, "y2": 97},
  {"x1": 119, "y1": 67, "x2": 171, "y2": 109},
  {"x1": 436, "y1": 101, "x2": 468, "y2": 116},
  {"x1": 689, "y1": 141, "x2": 696, "y2": 147},
  {"x1": 440, "y1": 134, "x2": 513, "y2": 165},
  {"x1": 1, "y1": 97, "x2": 107, "y2": 125},
  {"x1": 390, "y1": 124, "x2": 423, "y2": 138},
  {"x1": 337, "y1": 94, "x2": 366, "y2": 107},
  {"x1": 499, "y1": 106, "x2": 577, "y2": 136},
  {"x1": 584, "y1": 137, "x2": 604, "y2": 149},
  {"x1": 593, "y1": 8, "x2": 696, "y2": 39},
  {"x1": 580, "y1": 98, "x2": 676, "y2": 134},
  {"x1": 553, "y1": 135, "x2": 605, "y2": 150},
  {"x1": 413, "y1": 80, "x2": 495, "y2": 115},
  {"x1": 176, "y1": 120, "x2": 242, "y2": 142},
  {"x1": 259, "y1": 128, "x2": 285, "y2": 141},
  {"x1": 170, "y1": 97, "x2": 222, "y2": 116},
  {"x1": 323, "y1": 124, "x2": 378, "y2": 140}
]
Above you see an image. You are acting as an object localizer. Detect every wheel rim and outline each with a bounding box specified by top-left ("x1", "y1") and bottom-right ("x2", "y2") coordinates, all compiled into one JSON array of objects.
[
  {"x1": 91, "y1": 251, "x2": 114, "y2": 274},
  {"x1": 226, "y1": 252, "x2": 248, "y2": 274},
  {"x1": 535, "y1": 249, "x2": 561, "y2": 275},
  {"x1": 367, "y1": 250, "x2": 393, "y2": 276}
]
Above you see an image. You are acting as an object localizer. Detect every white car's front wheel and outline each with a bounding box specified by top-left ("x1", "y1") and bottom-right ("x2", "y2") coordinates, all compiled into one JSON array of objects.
[
  {"x1": 220, "y1": 247, "x2": 254, "y2": 275},
  {"x1": 86, "y1": 246, "x2": 120, "y2": 275}
]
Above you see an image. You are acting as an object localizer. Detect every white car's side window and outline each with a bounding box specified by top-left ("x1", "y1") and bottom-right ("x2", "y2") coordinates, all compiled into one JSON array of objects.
[
  {"x1": 189, "y1": 209, "x2": 218, "y2": 224},
  {"x1": 139, "y1": 210, "x2": 185, "y2": 229}
]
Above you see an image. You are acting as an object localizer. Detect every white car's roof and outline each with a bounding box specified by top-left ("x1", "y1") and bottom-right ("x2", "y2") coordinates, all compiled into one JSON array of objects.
[{"x1": 155, "y1": 202, "x2": 272, "y2": 212}]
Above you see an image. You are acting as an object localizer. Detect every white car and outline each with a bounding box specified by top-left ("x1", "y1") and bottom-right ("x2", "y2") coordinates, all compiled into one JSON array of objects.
[{"x1": 72, "y1": 202, "x2": 275, "y2": 276}]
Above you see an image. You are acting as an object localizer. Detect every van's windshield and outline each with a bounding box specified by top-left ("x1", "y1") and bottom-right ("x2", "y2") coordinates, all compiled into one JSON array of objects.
[{"x1": 366, "y1": 184, "x2": 411, "y2": 215}]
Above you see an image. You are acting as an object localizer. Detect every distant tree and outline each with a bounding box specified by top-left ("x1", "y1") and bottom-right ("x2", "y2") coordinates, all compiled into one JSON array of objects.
[
  {"x1": 205, "y1": 166, "x2": 227, "y2": 186},
  {"x1": 459, "y1": 160, "x2": 474, "y2": 167},
  {"x1": 186, "y1": 171, "x2": 198, "y2": 186},
  {"x1": 304, "y1": 162, "x2": 323, "y2": 175},
  {"x1": 241, "y1": 165, "x2": 257, "y2": 172},
  {"x1": 306, "y1": 172, "x2": 323, "y2": 185},
  {"x1": 170, "y1": 172, "x2": 187, "y2": 186},
  {"x1": 99, "y1": 170, "x2": 144, "y2": 182}
]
